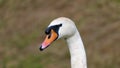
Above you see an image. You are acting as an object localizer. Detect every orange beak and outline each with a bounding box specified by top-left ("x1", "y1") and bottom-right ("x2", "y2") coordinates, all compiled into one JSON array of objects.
[{"x1": 40, "y1": 29, "x2": 58, "y2": 51}]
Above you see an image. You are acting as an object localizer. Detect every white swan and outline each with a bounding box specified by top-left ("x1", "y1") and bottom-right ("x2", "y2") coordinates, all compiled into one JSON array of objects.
[{"x1": 40, "y1": 17, "x2": 87, "y2": 68}]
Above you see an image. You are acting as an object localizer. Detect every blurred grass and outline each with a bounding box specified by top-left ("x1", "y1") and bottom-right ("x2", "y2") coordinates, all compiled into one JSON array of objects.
[
  {"x1": 0, "y1": 20, "x2": 5, "y2": 28},
  {"x1": 0, "y1": 0, "x2": 5, "y2": 7},
  {"x1": 114, "y1": 0, "x2": 120, "y2": 3},
  {"x1": 2, "y1": 55, "x2": 44, "y2": 68},
  {"x1": 0, "y1": 0, "x2": 120, "y2": 68},
  {"x1": 7, "y1": 30, "x2": 40, "y2": 49},
  {"x1": 17, "y1": 55, "x2": 43, "y2": 68}
]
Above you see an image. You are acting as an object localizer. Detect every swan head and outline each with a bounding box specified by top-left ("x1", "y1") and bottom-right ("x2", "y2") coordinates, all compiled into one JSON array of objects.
[{"x1": 40, "y1": 17, "x2": 77, "y2": 51}]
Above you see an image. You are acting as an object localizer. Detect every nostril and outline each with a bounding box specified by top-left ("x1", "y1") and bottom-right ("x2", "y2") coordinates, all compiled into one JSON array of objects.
[
  {"x1": 48, "y1": 33, "x2": 51, "y2": 39},
  {"x1": 45, "y1": 28, "x2": 51, "y2": 39}
]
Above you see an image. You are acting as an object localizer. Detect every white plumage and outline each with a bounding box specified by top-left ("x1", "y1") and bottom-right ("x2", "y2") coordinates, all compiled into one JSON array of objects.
[{"x1": 40, "y1": 17, "x2": 87, "y2": 68}]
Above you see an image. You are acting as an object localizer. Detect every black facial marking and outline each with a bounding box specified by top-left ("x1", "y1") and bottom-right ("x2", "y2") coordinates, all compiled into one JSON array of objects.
[
  {"x1": 45, "y1": 24, "x2": 62, "y2": 36},
  {"x1": 45, "y1": 28, "x2": 51, "y2": 34}
]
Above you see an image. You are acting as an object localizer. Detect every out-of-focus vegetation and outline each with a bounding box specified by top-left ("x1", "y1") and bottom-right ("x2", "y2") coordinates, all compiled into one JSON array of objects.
[{"x1": 0, "y1": 0, "x2": 120, "y2": 68}]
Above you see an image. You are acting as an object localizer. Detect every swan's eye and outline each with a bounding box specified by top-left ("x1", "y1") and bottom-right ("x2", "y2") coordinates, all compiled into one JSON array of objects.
[
  {"x1": 58, "y1": 24, "x2": 62, "y2": 27},
  {"x1": 45, "y1": 23, "x2": 62, "y2": 36}
]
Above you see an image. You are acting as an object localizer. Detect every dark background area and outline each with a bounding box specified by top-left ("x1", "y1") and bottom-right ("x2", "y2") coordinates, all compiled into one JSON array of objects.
[{"x1": 0, "y1": 0, "x2": 120, "y2": 68}]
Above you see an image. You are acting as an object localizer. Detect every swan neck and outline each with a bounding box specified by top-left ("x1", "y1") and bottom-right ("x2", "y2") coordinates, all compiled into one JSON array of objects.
[{"x1": 66, "y1": 31, "x2": 87, "y2": 68}]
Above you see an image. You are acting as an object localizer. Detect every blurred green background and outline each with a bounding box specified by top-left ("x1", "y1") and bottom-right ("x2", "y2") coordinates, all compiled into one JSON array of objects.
[{"x1": 0, "y1": 0, "x2": 120, "y2": 68}]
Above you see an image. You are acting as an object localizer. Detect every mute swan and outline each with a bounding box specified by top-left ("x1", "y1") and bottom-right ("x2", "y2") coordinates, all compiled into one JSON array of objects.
[{"x1": 40, "y1": 17, "x2": 87, "y2": 68}]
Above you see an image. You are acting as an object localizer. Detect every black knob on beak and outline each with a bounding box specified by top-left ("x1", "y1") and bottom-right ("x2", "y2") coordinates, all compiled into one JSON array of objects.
[{"x1": 45, "y1": 28, "x2": 51, "y2": 34}]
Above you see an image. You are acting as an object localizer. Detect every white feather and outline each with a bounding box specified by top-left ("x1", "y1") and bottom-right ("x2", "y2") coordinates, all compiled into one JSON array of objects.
[{"x1": 48, "y1": 17, "x2": 87, "y2": 68}]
